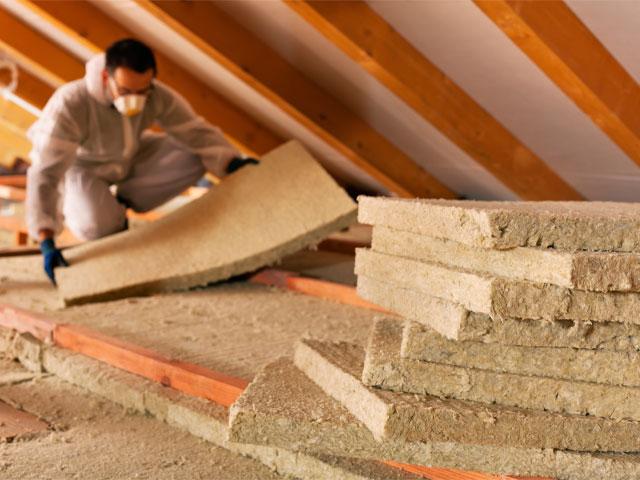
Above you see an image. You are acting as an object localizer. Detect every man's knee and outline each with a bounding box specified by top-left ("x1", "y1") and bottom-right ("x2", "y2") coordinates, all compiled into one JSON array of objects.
[{"x1": 66, "y1": 211, "x2": 126, "y2": 241}]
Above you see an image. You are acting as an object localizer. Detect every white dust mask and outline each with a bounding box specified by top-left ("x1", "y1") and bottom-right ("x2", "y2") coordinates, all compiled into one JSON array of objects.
[{"x1": 109, "y1": 77, "x2": 147, "y2": 116}]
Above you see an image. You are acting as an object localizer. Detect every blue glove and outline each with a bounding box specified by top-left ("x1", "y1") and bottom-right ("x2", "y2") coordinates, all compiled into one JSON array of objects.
[
  {"x1": 40, "y1": 238, "x2": 69, "y2": 287},
  {"x1": 225, "y1": 157, "x2": 259, "y2": 174}
]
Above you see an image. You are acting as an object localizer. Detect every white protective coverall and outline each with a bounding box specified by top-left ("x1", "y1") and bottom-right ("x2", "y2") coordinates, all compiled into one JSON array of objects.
[{"x1": 26, "y1": 53, "x2": 241, "y2": 241}]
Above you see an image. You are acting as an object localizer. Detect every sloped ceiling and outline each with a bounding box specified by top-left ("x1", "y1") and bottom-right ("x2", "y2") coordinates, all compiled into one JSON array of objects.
[{"x1": 2, "y1": 0, "x2": 640, "y2": 201}]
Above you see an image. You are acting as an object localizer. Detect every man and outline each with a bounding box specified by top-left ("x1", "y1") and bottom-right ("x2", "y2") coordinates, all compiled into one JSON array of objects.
[{"x1": 26, "y1": 39, "x2": 257, "y2": 286}]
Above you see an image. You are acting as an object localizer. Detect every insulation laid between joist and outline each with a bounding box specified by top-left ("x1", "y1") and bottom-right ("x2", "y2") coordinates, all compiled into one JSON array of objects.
[
  {"x1": 402, "y1": 320, "x2": 640, "y2": 387},
  {"x1": 294, "y1": 336, "x2": 640, "y2": 451},
  {"x1": 227, "y1": 358, "x2": 640, "y2": 480},
  {"x1": 363, "y1": 318, "x2": 640, "y2": 423},
  {"x1": 356, "y1": 275, "x2": 640, "y2": 350},
  {"x1": 56, "y1": 141, "x2": 356, "y2": 305},
  {"x1": 355, "y1": 249, "x2": 640, "y2": 323},
  {"x1": 358, "y1": 196, "x2": 640, "y2": 252},
  {"x1": 373, "y1": 225, "x2": 640, "y2": 292},
  {"x1": 5, "y1": 326, "x2": 421, "y2": 480}
]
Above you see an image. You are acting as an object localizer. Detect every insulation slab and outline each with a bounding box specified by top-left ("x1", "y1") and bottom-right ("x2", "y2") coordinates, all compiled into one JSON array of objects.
[
  {"x1": 57, "y1": 141, "x2": 357, "y2": 305},
  {"x1": 364, "y1": 318, "x2": 640, "y2": 423},
  {"x1": 373, "y1": 225, "x2": 640, "y2": 292},
  {"x1": 356, "y1": 275, "x2": 640, "y2": 350},
  {"x1": 358, "y1": 196, "x2": 640, "y2": 252},
  {"x1": 402, "y1": 320, "x2": 640, "y2": 387},
  {"x1": 355, "y1": 249, "x2": 640, "y2": 323},
  {"x1": 299, "y1": 333, "x2": 640, "y2": 451},
  {"x1": 2, "y1": 327, "x2": 423, "y2": 480},
  {"x1": 228, "y1": 357, "x2": 640, "y2": 480}
]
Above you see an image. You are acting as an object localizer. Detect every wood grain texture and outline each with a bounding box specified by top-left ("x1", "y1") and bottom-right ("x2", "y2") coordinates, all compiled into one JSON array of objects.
[
  {"x1": 475, "y1": 0, "x2": 640, "y2": 171},
  {"x1": 285, "y1": 0, "x2": 582, "y2": 201},
  {"x1": 53, "y1": 323, "x2": 248, "y2": 407},
  {"x1": 140, "y1": 0, "x2": 456, "y2": 199},
  {"x1": 0, "y1": 302, "x2": 56, "y2": 341}
]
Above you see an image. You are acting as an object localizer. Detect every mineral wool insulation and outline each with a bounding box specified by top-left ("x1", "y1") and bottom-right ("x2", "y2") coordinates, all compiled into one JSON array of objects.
[
  {"x1": 356, "y1": 275, "x2": 640, "y2": 350},
  {"x1": 401, "y1": 319, "x2": 640, "y2": 387},
  {"x1": 56, "y1": 140, "x2": 356, "y2": 305},
  {"x1": 228, "y1": 353, "x2": 640, "y2": 480},
  {"x1": 372, "y1": 225, "x2": 640, "y2": 292},
  {"x1": 355, "y1": 249, "x2": 640, "y2": 323},
  {"x1": 358, "y1": 196, "x2": 640, "y2": 252}
]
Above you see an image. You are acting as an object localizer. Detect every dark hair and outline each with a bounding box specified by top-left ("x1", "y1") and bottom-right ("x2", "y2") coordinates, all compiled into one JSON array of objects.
[{"x1": 105, "y1": 38, "x2": 157, "y2": 76}]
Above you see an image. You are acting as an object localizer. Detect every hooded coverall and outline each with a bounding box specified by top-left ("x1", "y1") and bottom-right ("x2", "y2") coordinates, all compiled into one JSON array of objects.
[{"x1": 26, "y1": 53, "x2": 241, "y2": 241}]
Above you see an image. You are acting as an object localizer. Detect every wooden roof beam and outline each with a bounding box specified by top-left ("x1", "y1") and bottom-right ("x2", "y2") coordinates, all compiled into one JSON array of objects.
[
  {"x1": 474, "y1": 0, "x2": 640, "y2": 173},
  {"x1": 0, "y1": 7, "x2": 84, "y2": 87},
  {"x1": 136, "y1": 0, "x2": 455, "y2": 199},
  {"x1": 0, "y1": 95, "x2": 38, "y2": 135},
  {"x1": 0, "y1": 124, "x2": 32, "y2": 163},
  {"x1": 14, "y1": 67, "x2": 55, "y2": 110},
  {"x1": 285, "y1": 1, "x2": 582, "y2": 201},
  {"x1": 23, "y1": 0, "x2": 282, "y2": 156}
]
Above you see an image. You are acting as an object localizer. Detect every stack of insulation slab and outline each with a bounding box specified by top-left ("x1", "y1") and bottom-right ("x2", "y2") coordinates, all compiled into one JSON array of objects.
[{"x1": 228, "y1": 198, "x2": 640, "y2": 480}]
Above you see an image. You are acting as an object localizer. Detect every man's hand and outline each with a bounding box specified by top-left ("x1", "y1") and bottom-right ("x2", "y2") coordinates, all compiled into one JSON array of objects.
[
  {"x1": 225, "y1": 157, "x2": 259, "y2": 174},
  {"x1": 40, "y1": 238, "x2": 69, "y2": 286}
]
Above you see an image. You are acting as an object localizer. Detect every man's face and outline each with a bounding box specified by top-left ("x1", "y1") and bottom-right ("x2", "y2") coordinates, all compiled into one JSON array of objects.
[{"x1": 103, "y1": 66, "x2": 154, "y2": 99}]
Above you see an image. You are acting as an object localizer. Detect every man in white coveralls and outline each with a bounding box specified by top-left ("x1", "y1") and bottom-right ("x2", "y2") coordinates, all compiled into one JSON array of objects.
[{"x1": 26, "y1": 38, "x2": 258, "y2": 285}]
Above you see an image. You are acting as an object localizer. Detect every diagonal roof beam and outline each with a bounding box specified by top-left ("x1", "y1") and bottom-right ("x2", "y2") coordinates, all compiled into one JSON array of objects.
[
  {"x1": 0, "y1": 95, "x2": 38, "y2": 135},
  {"x1": 135, "y1": 0, "x2": 456, "y2": 199},
  {"x1": 285, "y1": 0, "x2": 582, "y2": 201},
  {"x1": 474, "y1": 0, "x2": 640, "y2": 172},
  {"x1": 0, "y1": 7, "x2": 84, "y2": 87},
  {"x1": 6, "y1": 0, "x2": 283, "y2": 156},
  {"x1": 14, "y1": 66, "x2": 55, "y2": 110}
]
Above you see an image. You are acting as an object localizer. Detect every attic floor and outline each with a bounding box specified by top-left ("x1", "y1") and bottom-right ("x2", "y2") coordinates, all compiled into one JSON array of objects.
[
  {"x1": 0, "y1": 250, "x2": 381, "y2": 478},
  {"x1": 0, "y1": 356, "x2": 284, "y2": 480}
]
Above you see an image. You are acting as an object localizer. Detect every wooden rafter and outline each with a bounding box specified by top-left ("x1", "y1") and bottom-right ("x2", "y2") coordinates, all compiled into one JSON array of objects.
[
  {"x1": 0, "y1": 123, "x2": 31, "y2": 162},
  {"x1": 14, "y1": 67, "x2": 54, "y2": 110},
  {"x1": 285, "y1": 1, "x2": 582, "y2": 201},
  {"x1": 0, "y1": 97, "x2": 37, "y2": 167},
  {"x1": 135, "y1": 0, "x2": 455, "y2": 199},
  {"x1": 0, "y1": 7, "x2": 84, "y2": 87},
  {"x1": 0, "y1": 95, "x2": 38, "y2": 134},
  {"x1": 23, "y1": 0, "x2": 282, "y2": 156},
  {"x1": 474, "y1": 0, "x2": 640, "y2": 172}
]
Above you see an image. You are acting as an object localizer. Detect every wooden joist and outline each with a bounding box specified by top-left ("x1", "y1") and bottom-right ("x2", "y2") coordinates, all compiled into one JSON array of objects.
[
  {"x1": 137, "y1": 0, "x2": 455, "y2": 199},
  {"x1": 284, "y1": 0, "x2": 582, "y2": 201},
  {"x1": 249, "y1": 268, "x2": 391, "y2": 313},
  {"x1": 0, "y1": 292, "x2": 555, "y2": 479},
  {"x1": 0, "y1": 185, "x2": 26, "y2": 202},
  {"x1": 0, "y1": 401, "x2": 49, "y2": 439},
  {"x1": 0, "y1": 302, "x2": 56, "y2": 342},
  {"x1": 383, "y1": 462, "x2": 552, "y2": 480},
  {"x1": 0, "y1": 175, "x2": 26, "y2": 188},
  {"x1": 0, "y1": 214, "x2": 80, "y2": 246},
  {"x1": 25, "y1": 0, "x2": 282, "y2": 156},
  {"x1": 474, "y1": 0, "x2": 640, "y2": 172},
  {"x1": 53, "y1": 323, "x2": 249, "y2": 408}
]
